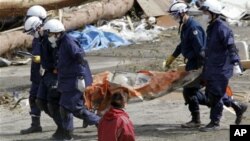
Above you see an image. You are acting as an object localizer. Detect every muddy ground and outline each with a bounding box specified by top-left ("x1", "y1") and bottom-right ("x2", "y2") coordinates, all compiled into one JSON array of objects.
[{"x1": 0, "y1": 16, "x2": 250, "y2": 141}]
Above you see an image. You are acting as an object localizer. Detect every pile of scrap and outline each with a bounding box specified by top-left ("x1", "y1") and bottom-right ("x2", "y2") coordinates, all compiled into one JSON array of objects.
[
  {"x1": 0, "y1": 0, "x2": 180, "y2": 57},
  {"x1": 1, "y1": 0, "x2": 250, "y2": 56},
  {"x1": 0, "y1": 94, "x2": 12, "y2": 105},
  {"x1": 218, "y1": 0, "x2": 250, "y2": 20},
  {"x1": 136, "y1": 0, "x2": 178, "y2": 28},
  {"x1": 0, "y1": 0, "x2": 135, "y2": 56}
]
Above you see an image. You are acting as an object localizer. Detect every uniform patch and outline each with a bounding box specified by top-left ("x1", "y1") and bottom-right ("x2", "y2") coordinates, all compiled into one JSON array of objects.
[{"x1": 193, "y1": 30, "x2": 198, "y2": 35}]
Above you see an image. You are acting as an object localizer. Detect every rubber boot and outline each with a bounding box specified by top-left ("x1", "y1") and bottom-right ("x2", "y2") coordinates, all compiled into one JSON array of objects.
[
  {"x1": 200, "y1": 121, "x2": 220, "y2": 132},
  {"x1": 231, "y1": 101, "x2": 248, "y2": 124},
  {"x1": 82, "y1": 120, "x2": 88, "y2": 128},
  {"x1": 51, "y1": 126, "x2": 64, "y2": 140},
  {"x1": 20, "y1": 117, "x2": 42, "y2": 134},
  {"x1": 63, "y1": 129, "x2": 73, "y2": 141},
  {"x1": 181, "y1": 111, "x2": 201, "y2": 128}
]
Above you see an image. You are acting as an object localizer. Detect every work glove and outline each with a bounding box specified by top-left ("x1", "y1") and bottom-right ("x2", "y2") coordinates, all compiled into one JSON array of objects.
[
  {"x1": 162, "y1": 55, "x2": 176, "y2": 70},
  {"x1": 39, "y1": 68, "x2": 45, "y2": 76},
  {"x1": 233, "y1": 63, "x2": 243, "y2": 75},
  {"x1": 77, "y1": 77, "x2": 86, "y2": 92},
  {"x1": 32, "y1": 55, "x2": 41, "y2": 63}
]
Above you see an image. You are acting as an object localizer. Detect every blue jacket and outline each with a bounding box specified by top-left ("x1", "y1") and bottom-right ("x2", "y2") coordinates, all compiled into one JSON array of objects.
[
  {"x1": 57, "y1": 33, "x2": 93, "y2": 92},
  {"x1": 172, "y1": 17, "x2": 206, "y2": 71},
  {"x1": 202, "y1": 18, "x2": 240, "y2": 80},
  {"x1": 30, "y1": 38, "x2": 41, "y2": 83}
]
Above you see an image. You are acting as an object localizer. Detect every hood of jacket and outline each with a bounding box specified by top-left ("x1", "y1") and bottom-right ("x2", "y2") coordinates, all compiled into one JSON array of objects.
[{"x1": 104, "y1": 107, "x2": 129, "y2": 120}]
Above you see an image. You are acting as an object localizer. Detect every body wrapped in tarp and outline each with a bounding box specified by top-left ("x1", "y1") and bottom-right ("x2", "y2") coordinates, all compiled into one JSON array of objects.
[{"x1": 84, "y1": 70, "x2": 202, "y2": 114}]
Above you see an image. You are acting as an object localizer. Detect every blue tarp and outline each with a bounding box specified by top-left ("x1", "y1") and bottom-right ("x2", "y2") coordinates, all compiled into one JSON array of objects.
[{"x1": 69, "y1": 25, "x2": 132, "y2": 52}]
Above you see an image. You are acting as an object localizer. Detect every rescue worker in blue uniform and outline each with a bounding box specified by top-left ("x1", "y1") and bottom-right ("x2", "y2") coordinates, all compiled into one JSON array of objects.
[
  {"x1": 199, "y1": 0, "x2": 248, "y2": 131},
  {"x1": 20, "y1": 5, "x2": 48, "y2": 134},
  {"x1": 164, "y1": 2, "x2": 208, "y2": 128},
  {"x1": 23, "y1": 7, "x2": 64, "y2": 139},
  {"x1": 43, "y1": 19, "x2": 100, "y2": 140},
  {"x1": 21, "y1": 15, "x2": 64, "y2": 139},
  {"x1": 36, "y1": 25, "x2": 65, "y2": 139},
  {"x1": 38, "y1": 36, "x2": 65, "y2": 139},
  {"x1": 20, "y1": 16, "x2": 43, "y2": 134}
]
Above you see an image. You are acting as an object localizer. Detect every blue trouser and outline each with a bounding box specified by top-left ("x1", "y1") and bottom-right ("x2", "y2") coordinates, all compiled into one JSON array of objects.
[
  {"x1": 29, "y1": 82, "x2": 41, "y2": 117},
  {"x1": 36, "y1": 72, "x2": 51, "y2": 115},
  {"x1": 36, "y1": 71, "x2": 63, "y2": 128},
  {"x1": 59, "y1": 89, "x2": 100, "y2": 131},
  {"x1": 183, "y1": 87, "x2": 209, "y2": 113},
  {"x1": 205, "y1": 79, "x2": 229, "y2": 122},
  {"x1": 222, "y1": 94, "x2": 234, "y2": 107},
  {"x1": 183, "y1": 73, "x2": 209, "y2": 113}
]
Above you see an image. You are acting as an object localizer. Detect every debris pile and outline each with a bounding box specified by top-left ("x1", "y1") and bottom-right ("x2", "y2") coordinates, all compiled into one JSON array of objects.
[
  {"x1": 0, "y1": 94, "x2": 12, "y2": 105},
  {"x1": 0, "y1": 92, "x2": 28, "y2": 110}
]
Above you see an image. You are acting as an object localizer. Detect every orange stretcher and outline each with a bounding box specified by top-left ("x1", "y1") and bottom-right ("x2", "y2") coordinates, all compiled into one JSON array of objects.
[{"x1": 83, "y1": 69, "x2": 203, "y2": 114}]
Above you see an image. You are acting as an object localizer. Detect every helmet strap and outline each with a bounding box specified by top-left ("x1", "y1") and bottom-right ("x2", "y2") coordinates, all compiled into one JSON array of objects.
[
  {"x1": 178, "y1": 13, "x2": 184, "y2": 34},
  {"x1": 209, "y1": 12, "x2": 219, "y2": 23}
]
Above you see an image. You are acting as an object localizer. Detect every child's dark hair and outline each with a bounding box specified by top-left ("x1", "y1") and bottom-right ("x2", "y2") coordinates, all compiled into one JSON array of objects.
[{"x1": 110, "y1": 92, "x2": 128, "y2": 109}]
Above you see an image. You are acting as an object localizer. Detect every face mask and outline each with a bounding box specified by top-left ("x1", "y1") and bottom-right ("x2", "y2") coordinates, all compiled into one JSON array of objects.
[
  {"x1": 33, "y1": 31, "x2": 40, "y2": 38},
  {"x1": 51, "y1": 43, "x2": 57, "y2": 48},
  {"x1": 48, "y1": 35, "x2": 57, "y2": 45},
  {"x1": 203, "y1": 14, "x2": 211, "y2": 23},
  {"x1": 39, "y1": 30, "x2": 44, "y2": 37}
]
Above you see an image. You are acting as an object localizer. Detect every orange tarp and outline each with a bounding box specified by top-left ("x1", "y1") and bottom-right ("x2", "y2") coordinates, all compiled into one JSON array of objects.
[
  {"x1": 84, "y1": 70, "x2": 188, "y2": 113},
  {"x1": 83, "y1": 69, "x2": 235, "y2": 115}
]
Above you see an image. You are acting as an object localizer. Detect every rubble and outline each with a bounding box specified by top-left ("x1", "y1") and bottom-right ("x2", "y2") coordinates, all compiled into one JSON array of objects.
[
  {"x1": 0, "y1": 57, "x2": 11, "y2": 67},
  {"x1": 0, "y1": 57, "x2": 31, "y2": 67},
  {"x1": 219, "y1": 0, "x2": 250, "y2": 20},
  {"x1": 0, "y1": 94, "x2": 12, "y2": 105},
  {"x1": 0, "y1": 0, "x2": 135, "y2": 56}
]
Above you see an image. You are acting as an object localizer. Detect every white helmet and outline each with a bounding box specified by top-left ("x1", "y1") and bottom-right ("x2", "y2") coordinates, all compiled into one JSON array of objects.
[
  {"x1": 27, "y1": 5, "x2": 47, "y2": 20},
  {"x1": 199, "y1": 0, "x2": 223, "y2": 14},
  {"x1": 24, "y1": 16, "x2": 42, "y2": 33},
  {"x1": 168, "y1": 2, "x2": 189, "y2": 16},
  {"x1": 43, "y1": 19, "x2": 65, "y2": 33}
]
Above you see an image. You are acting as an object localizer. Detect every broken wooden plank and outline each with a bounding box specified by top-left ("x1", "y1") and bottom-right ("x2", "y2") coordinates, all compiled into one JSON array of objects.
[
  {"x1": 241, "y1": 60, "x2": 250, "y2": 69},
  {"x1": 137, "y1": 0, "x2": 170, "y2": 17}
]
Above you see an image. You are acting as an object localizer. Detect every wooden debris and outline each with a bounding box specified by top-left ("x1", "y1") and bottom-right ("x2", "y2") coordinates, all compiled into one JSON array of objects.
[
  {"x1": 0, "y1": 0, "x2": 134, "y2": 55},
  {"x1": 241, "y1": 60, "x2": 250, "y2": 69},
  {"x1": 136, "y1": 0, "x2": 171, "y2": 17},
  {"x1": 0, "y1": 31, "x2": 32, "y2": 55},
  {"x1": 0, "y1": 0, "x2": 95, "y2": 19}
]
